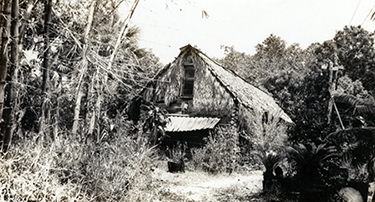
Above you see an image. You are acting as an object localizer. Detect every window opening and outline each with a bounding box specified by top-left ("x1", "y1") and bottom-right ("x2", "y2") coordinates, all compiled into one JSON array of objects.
[{"x1": 181, "y1": 64, "x2": 195, "y2": 98}]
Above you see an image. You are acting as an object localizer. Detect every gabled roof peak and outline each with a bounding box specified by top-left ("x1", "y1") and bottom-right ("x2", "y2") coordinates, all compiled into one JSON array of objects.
[
  {"x1": 178, "y1": 44, "x2": 293, "y2": 124},
  {"x1": 179, "y1": 44, "x2": 193, "y2": 51},
  {"x1": 145, "y1": 44, "x2": 293, "y2": 124}
]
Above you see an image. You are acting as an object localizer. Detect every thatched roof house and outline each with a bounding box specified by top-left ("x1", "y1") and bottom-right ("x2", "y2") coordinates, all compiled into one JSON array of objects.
[{"x1": 141, "y1": 44, "x2": 292, "y2": 146}]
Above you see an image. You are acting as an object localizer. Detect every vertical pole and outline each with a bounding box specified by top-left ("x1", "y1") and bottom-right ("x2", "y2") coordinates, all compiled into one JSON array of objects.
[{"x1": 0, "y1": 0, "x2": 11, "y2": 153}]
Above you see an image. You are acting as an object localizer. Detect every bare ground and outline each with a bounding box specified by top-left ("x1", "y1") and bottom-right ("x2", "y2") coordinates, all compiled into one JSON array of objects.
[{"x1": 152, "y1": 162, "x2": 263, "y2": 202}]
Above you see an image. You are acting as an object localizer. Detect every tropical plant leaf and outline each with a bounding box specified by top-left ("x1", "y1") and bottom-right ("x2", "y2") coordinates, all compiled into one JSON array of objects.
[
  {"x1": 333, "y1": 93, "x2": 375, "y2": 116},
  {"x1": 287, "y1": 142, "x2": 339, "y2": 174},
  {"x1": 356, "y1": 104, "x2": 375, "y2": 116},
  {"x1": 326, "y1": 127, "x2": 375, "y2": 169}
]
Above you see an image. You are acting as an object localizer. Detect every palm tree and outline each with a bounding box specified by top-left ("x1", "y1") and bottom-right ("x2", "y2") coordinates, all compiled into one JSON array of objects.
[
  {"x1": 287, "y1": 142, "x2": 339, "y2": 202},
  {"x1": 327, "y1": 93, "x2": 375, "y2": 201},
  {"x1": 256, "y1": 151, "x2": 283, "y2": 193},
  {"x1": 326, "y1": 127, "x2": 375, "y2": 202},
  {"x1": 332, "y1": 93, "x2": 375, "y2": 127}
]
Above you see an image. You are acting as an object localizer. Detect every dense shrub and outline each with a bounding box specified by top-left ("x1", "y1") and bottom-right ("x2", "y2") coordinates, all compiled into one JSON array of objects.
[{"x1": 191, "y1": 126, "x2": 239, "y2": 174}]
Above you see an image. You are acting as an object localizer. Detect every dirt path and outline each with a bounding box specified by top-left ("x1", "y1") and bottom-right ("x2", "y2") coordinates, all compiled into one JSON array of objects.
[{"x1": 153, "y1": 166, "x2": 263, "y2": 202}]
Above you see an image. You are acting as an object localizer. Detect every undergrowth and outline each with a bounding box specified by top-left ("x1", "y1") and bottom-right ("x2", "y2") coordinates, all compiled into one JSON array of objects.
[
  {"x1": 0, "y1": 121, "x2": 177, "y2": 202},
  {"x1": 191, "y1": 126, "x2": 239, "y2": 174}
]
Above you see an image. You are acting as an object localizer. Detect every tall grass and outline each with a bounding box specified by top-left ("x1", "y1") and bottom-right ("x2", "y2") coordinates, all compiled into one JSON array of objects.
[
  {"x1": 0, "y1": 136, "x2": 86, "y2": 201},
  {"x1": 0, "y1": 121, "x2": 163, "y2": 201}
]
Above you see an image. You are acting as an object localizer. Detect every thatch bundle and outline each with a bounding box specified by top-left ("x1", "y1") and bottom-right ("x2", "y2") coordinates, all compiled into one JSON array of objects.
[
  {"x1": 187, "y1": 50, "x2": 235, "y2": 117},
  {"x1": 142, "y1": 62, "x2": 181, "y2": 106}
]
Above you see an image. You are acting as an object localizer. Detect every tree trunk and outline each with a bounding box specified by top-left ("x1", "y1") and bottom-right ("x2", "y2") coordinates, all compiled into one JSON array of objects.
[
  {"x1": 42, "y1": 0, "x2": 51, "y2": 94},
  {"x1": 38, "y1": 0, "x2": 52, "y2": 138},
  {"x1": 85, "y1": 68, "x2": 95, "y2": 139},
  {"x1": 53, "y1": 76, "x2": 63, "y2": 140},
  {"x1": 87, "y1": 68, "x2": 102, "y2": 142},
  {"x1": 2, "y1": 0, "x2": 20, "y2": 153},
  {"x1": 94, "y1": 84, "x2": 102, "y2": 143},
  {"x1": 0, "y1": 0, "x2": 4, "y2": 45},
  {"x1": 72, "y1": 0, "x2": 97, "y2": 136},
  {"x1": 39, "y1": 0, "x2": 50, "y2": 134},
  {"x1": 0, "y1": 0, "x2": 11, "y2": 152},
  {"x1": 14, "y1": 0, "x2": 33, "y2": 137},
  {"x1": 97, "y1": 0, "x2": 140, "y2": 141}
]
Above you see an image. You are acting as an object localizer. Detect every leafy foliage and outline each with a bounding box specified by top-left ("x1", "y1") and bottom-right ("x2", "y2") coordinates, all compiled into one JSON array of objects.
[
  {"x1": 191, "y1": 126, "x2": 239, "y2": 174},
  {"x1": 5, "y1": 0, "x2": 163, "y2": 139},
  {"x1": 287, "y1": 143, "x2": 338, "y2": 185},
  {"x1": 220, "y1": 34, "x2": 336, "y2": 144},
  {"x1": 216, "y1": 25, "x2": 375, "y2": 201},
  {"x1": 284, "y1": 142, "x2": 344, "y2": 202},
  {"x1": 326, "y1": 127, "x2": 375, "y2": 173},
  {"x1": 260, "y1": 152, "x2": 283, "y2": 174},
  {"x1": 314, "y1": 26, "x2": 375, "y2": 96},
  {"x1": 0, "y1": 1, "x2": 168, "y2": 200},
  {"x1": 334, "y1": 26, "x2": 375, "y2": 95},
  {"x1": 0, "y1": 125, "x2": 159, "y2": 201},
  {"x1": 256, "y1": 151, "x2": 284, "y2": 183},
  {"x1": 333, "y1": 93, "x2": 375, "y2": 127},
  {"x1": 218, "y1": 45, "x2": 252, "y2": 76},
  {"x1": 142, "y1": 104, "x2": 169, "y2": 146}
]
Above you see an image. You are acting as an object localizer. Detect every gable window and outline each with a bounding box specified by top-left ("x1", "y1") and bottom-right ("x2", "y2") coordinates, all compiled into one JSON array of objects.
[{"x1": 181, "y1": 64, "x2": 195, "y2": 98}]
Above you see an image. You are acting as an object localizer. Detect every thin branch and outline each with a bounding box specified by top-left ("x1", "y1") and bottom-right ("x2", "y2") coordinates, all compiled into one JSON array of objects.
[
  {"x1": 107, "y1": 0, "x2": 140, "y2": 71},
  {"x1": 331, "y1": 96, "x2": 345, "y2": 130}
]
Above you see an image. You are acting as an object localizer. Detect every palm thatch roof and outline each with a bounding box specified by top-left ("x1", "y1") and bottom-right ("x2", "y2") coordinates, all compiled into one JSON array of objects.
[
  {"x1": 144, "y1": 44, "x2": 293, "y2": 124},
  {"x1": 180, "y1": 45, "x2": 293, "y2": 124}
]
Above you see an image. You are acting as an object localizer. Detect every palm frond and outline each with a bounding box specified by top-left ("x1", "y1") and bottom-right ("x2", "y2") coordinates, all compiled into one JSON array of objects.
[
  {"x1": 327, "y1": 127, "x2": 375, "y2": 141},
  {"x1": 356, "y1": 105, "x2": 375, "y2": 116},
  {"x1": 252, "y1": 150, "x2": 283, "y2": 171},
  {"x1": 333, "y1": 93, "x2": 375, "y2": 116},
  {"x1": 333, "y1": 93, "x2": 364, "y2": 106},
  {"x1": 263, "y1": 152, "x2": 284, "y2": 171},
  {"x1": 287, "y1": 142, "x2": 339, "y2": 171},
  {"x1": 326, "y1": 127, "x2": 375, "y2": 169},
  {"x1": 125, "y1": 26, "x2": 140, "y2": 39}
]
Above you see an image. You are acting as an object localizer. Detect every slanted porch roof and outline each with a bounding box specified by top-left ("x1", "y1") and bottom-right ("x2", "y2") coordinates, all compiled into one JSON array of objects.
[{"x1": 165, "y1": 115, "x2": 221, "y2": 132}]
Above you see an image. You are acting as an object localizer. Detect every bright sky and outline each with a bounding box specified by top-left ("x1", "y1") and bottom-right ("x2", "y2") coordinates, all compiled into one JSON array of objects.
[{"x1": 123, "y1": 0, "x2": 375, "y2": 64}]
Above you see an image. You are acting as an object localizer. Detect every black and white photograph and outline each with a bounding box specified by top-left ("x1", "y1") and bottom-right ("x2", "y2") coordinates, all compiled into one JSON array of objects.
[{"x1": 1, "y1": 0, "x2": 375, "y2": 201}]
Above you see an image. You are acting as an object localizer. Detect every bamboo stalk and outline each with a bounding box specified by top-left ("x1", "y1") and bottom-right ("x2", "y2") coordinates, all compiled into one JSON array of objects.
[
  {"x1": 0, "y1": 1, "x2": 3, "y2": 46},
  {"x1": 332, "y1": 96, "x2": 345, "y2": 130},
  {"x1": 0, "y1": 0, "x2": 11, "y2": 125},
  {"x1": 107, "y1": 0, "x2": 140, "y2": 72},
  {"x1": 0, "y1": 0, "x2": 11, "y2": 153},
  {"x1": 88, "y1": 68, "x2": 101, "y2": 141},
  {"x1": 19, "y1": 0, "x2": 34, "y2": 45},
  {"x1": 2, "y1": 0, "x2": 20, "y2": 152},
  {"x1": 72, "y1": 0, "x2": 97, "y2": 136},
  {"x1": 38, "y1": 0, "x2": 52, "y2": 137}
]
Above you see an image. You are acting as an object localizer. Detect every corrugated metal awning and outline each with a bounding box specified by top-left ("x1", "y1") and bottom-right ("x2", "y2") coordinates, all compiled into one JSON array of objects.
[{"x1": 165, "y1": 116, "x2": 221, "y2": 132}]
